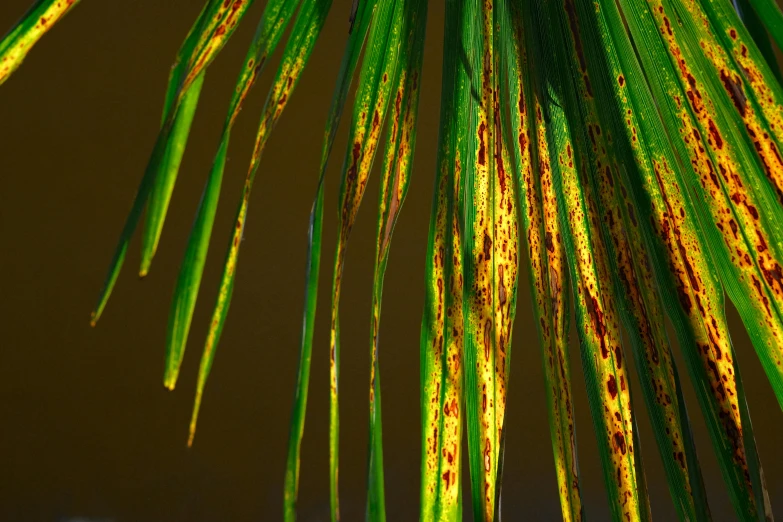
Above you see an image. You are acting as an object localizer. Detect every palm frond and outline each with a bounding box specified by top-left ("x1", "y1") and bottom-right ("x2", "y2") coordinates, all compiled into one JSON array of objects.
[
  {"x1": 588, "y1": 0, "x2": 773, "y2": 514},
  {"x1": 546, "y1": 0, "x2": 712, "y2": 517},
  {"x1": 90, "y1": 0, "x2": 256, "y2": 325},
  {"x1": 186, "y1": 0, "x2": 334, "y2": 445},
  {"x1": 5, "y1": 0, "x2": 783, "y2": 520},
  {"x1": 0, "y1": 0, "x2": 79, "y2": 85},
  {"x1": 364, "y1": 0, "x2": 427, "y2": 519},
  {"x1": 282, "y1": 0, "x2": 378, "y2": 518},
  {"x1": 419, "y1": 2, "x2": 468, "y2": 520}
]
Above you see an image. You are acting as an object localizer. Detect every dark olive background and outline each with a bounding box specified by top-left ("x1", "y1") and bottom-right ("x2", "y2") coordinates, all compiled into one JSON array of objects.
[{"x1": 0, "y1": 1, "x2": 781, "y2": 520}]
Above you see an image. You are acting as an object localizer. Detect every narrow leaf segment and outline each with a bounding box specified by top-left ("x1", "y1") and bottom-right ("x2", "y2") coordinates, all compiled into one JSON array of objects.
[
  {"x1": 420, "y1": 1, "x2": 469, "y2": 519},
  {"x1": 586, "y1": 0, "x2": 773, "y2": 515},
  {"x1": 327, "y1": 1, "x2": 407, "y2": 518},
  {"x1": 532, "y1": 0, "x2": 651, "y2": 518},
  {"x1": 164, "y1": 0, "x2": 301, "y2": 392},
  {"x1": 91, "y1": 0, "x2": 255, "y2": 325},
  {"x1": 0, "y1": 0, "x2": 79, "y2": 85},
  {"x1": 365, "y1": 0, "x2": 427, "y2": 520},
  {"x1": 501, "y1": 0, "x2": 583, "y2": 518},
  {"x1": 547, "y1": 0, "x2": 711, "y2": 517},
  {"x1": 185, "y1": 0, "x2": 332, "y2": 445},
  {"x1": 283, "y1": 1, "x2": 379, "y2": 519}
]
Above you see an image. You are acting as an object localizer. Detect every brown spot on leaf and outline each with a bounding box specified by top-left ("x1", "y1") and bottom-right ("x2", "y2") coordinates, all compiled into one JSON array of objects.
[
  {"x1": 614, "y1": 431, "x2": 627, "y2": 454},
  {"x1": 607, "y1": 375, "x2": 618, "y2": 399}
]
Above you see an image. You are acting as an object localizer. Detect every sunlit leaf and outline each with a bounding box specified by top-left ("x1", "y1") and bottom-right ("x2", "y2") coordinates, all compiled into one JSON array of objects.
[
  {"x1": 163, "y1": 0, "x2": 301, "y2": 391},
  {"x1": 587, "y1": 0, "x2": 773, "y2": 515},
  {"x1": 364, "y1": 0, "x2": 427, "y2": 519},
  {"x1": 0, "y1": 0, "x2": 80, "y2": 86},
  {"x1": 419, "y1": 2, "x2": 468, "y2": 520},
  {"x1": 90, "y1": 0, "x2": 255, "y2": 324},
  {"x1": 185, "y1": 0, "x2": 332, "y2": 442}
]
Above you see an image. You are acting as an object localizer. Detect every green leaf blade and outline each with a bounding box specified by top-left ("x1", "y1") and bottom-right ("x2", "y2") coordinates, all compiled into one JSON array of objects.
[
  {"x1": 546, "y1": 0, "x2": 713, "y2": 516},
  {"x1": 501, "y1": 2, "x2": 584, "y2": 518},
  {"x1": 282, "y1": 1, "x2": 378, "y2": 519},
  {"x1": 586, "y1": 0, "x2": 774, "y2": 514},
  {"x1": 419, "y1": 2, "x2": 468, "y2": 520},
  {"x1": 531, "y1": 0, "x2": 652, "y2": 518},
  {"x1": 0, "y1": 0, "x2": 80, "y2": 86},
  {"x1": 324, "y1": 1, "x2": 409, "y2": 518},
  {"x1": 139, "y1": 0, "x2": 302, "y2": 276},
  {"x1": 184, "y1": 0, "x2": 334, "y2": 439},
  {"x1": 91, "y1": 0, "x2": 256, "y2": 324},
  {"x1": 365, "y1": 1, "x2": 427, "y2": 520}
]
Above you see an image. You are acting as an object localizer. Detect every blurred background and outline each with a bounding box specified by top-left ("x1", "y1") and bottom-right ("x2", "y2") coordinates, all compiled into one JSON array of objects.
[{"x1": 0, "y1": 1, "x2": 781, "y2": 520}]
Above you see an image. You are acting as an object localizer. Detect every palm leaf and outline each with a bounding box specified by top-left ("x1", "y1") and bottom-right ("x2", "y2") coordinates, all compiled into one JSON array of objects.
[
  {"x1": 7, "y1": 0, "x2": 783, "y2": 520},
  {"x1": 185, "y1": 0, "x2": 332, "y2": 442},
  {"x1": 545, "y1": 0, "x2": 712, "y2": 517},
  {"x1": 500, "y1": 3, "x2": 585, "y2": 518},
  {"x1": 419, "y1": 1, "x2": 468, "y2": 519},
  {"x1": 326, "y1": 1, "x2": 409, "y2": 518},
  {"x1": 90, "y1": 0, "x2": 255, "y2": 324},
  {"x1": 0, "y1": 0, "x2": 80, "y2": 85},
  {"x1": 364, "y1": 0, "x2": 427, "y2": 519},
  {"x1": 162, "y1": 0, "x2": 302, "y2": 391},
  {"x1": 140, "y1": 0, "x2": 301, "y2": 279},
  {"x1": 585, "y1": 0, "x2": 773, "y2": 515},
  {"x1": 627, "y1": 0, "x2": 783, "y2": 414},
  {"x1": 282, "y1": 2, "x2": 380, "y2": 519},
  {"x1": 529, "y1": 1, "x2": 652, "y2": 519},
  {"x1": 457, "y1": 0, "x2": 516, "y2": 519}
]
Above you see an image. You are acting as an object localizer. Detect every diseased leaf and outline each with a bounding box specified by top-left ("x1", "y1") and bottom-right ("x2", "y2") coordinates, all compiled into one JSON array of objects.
[
  {"x1": 0, "y1": 0, "x2": 80, "y2": 85},
  {"x1": 326, "y1": 1, "x2": 408, "y2": 518},
  {"x1": 501, "y1": 2, "x2": 583, "y2": 518},
  {"x1": 282, "y1": 1, "x2": 379, "y2": 519},
  {"x1": 419, "y1": 1, "x2": 468, "y2": 520},
  {"x1": 141, "y1": 0, "x2": 301, "y2": 278},
  {"x1": 365, "y1": 0, "x2": 427, "y2": 519},
  {"x1": 185, "y1": 0, "x2": 332, "y2": 442},
  {"x1": 531, "y1": 0, "x2": 651, "y2": 519},
  {"x1": 546, "y1": 0, "x2": 712, "y2": 517},
  {"x1": 587, "y1": 0, "x2": 773, "y2": 515},
  {"x1": 162, "y1": 0, "x2": 301, "y2": 391},
  {"x1": 90, "y1": 0, "x2": 256, "y2": 325},
  {"x1": 733, "y1": 0, "x2": 783, "y2": 84},
  {"x1": 458, "y1": 0, "x2": 517, "y2": 519}
]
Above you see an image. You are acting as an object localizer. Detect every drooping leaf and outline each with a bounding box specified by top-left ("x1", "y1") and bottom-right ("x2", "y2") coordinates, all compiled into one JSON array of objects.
[
  {"x1": 364, "y1": 0, "x2": 427, "y2": 519},
  {"x1": 0, "y1": 0, "x2": 80, "y2": 86},
  {"x1": 283, "y1": 0, "x2": 380, "y2": 518},
  {"x1": 162, "y1": 0, "x2": 301, "y2": 391},
  {"x1": 656, "y1": 0, "x2": 783, "y2": 411},
  {"x1": 185, "y1": 0, "x2": 333, "y2": 443},
  {"x1": 545, "y1": 0, "x2": 712, "y2": 517},
  {"x1": 531, "y1": 0, "x2": 652, "y2": 519},
  {"x1": 419, "y1": 1, "x2": 468, "y2": 519},
  {"x1": 458, "y1": 0, "x2": 517, "y2": 518},
  {"x1": 326, "y1": 0, "x2": 408, "y2": 517},
  {"x1": 91, "y1": 0, "x2": 255, "y2": 324},
  {"x1": 500, "y1": 2, "x2": 583, "y2": 518},
  {"x1": 141, "y1": 0, "x2": 301, "y2": 278},
  {"x1": 586, "y1": 0, "x2": 773, "y2": 515},
  {"x1": 139, "y1": 1, "x2": 218, "y2": 279}
]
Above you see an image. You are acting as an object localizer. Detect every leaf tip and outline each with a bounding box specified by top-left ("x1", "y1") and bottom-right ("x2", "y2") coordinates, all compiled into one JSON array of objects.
[{"x1": 163, "y1": 368, "x2": 179, "y2": 390}]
